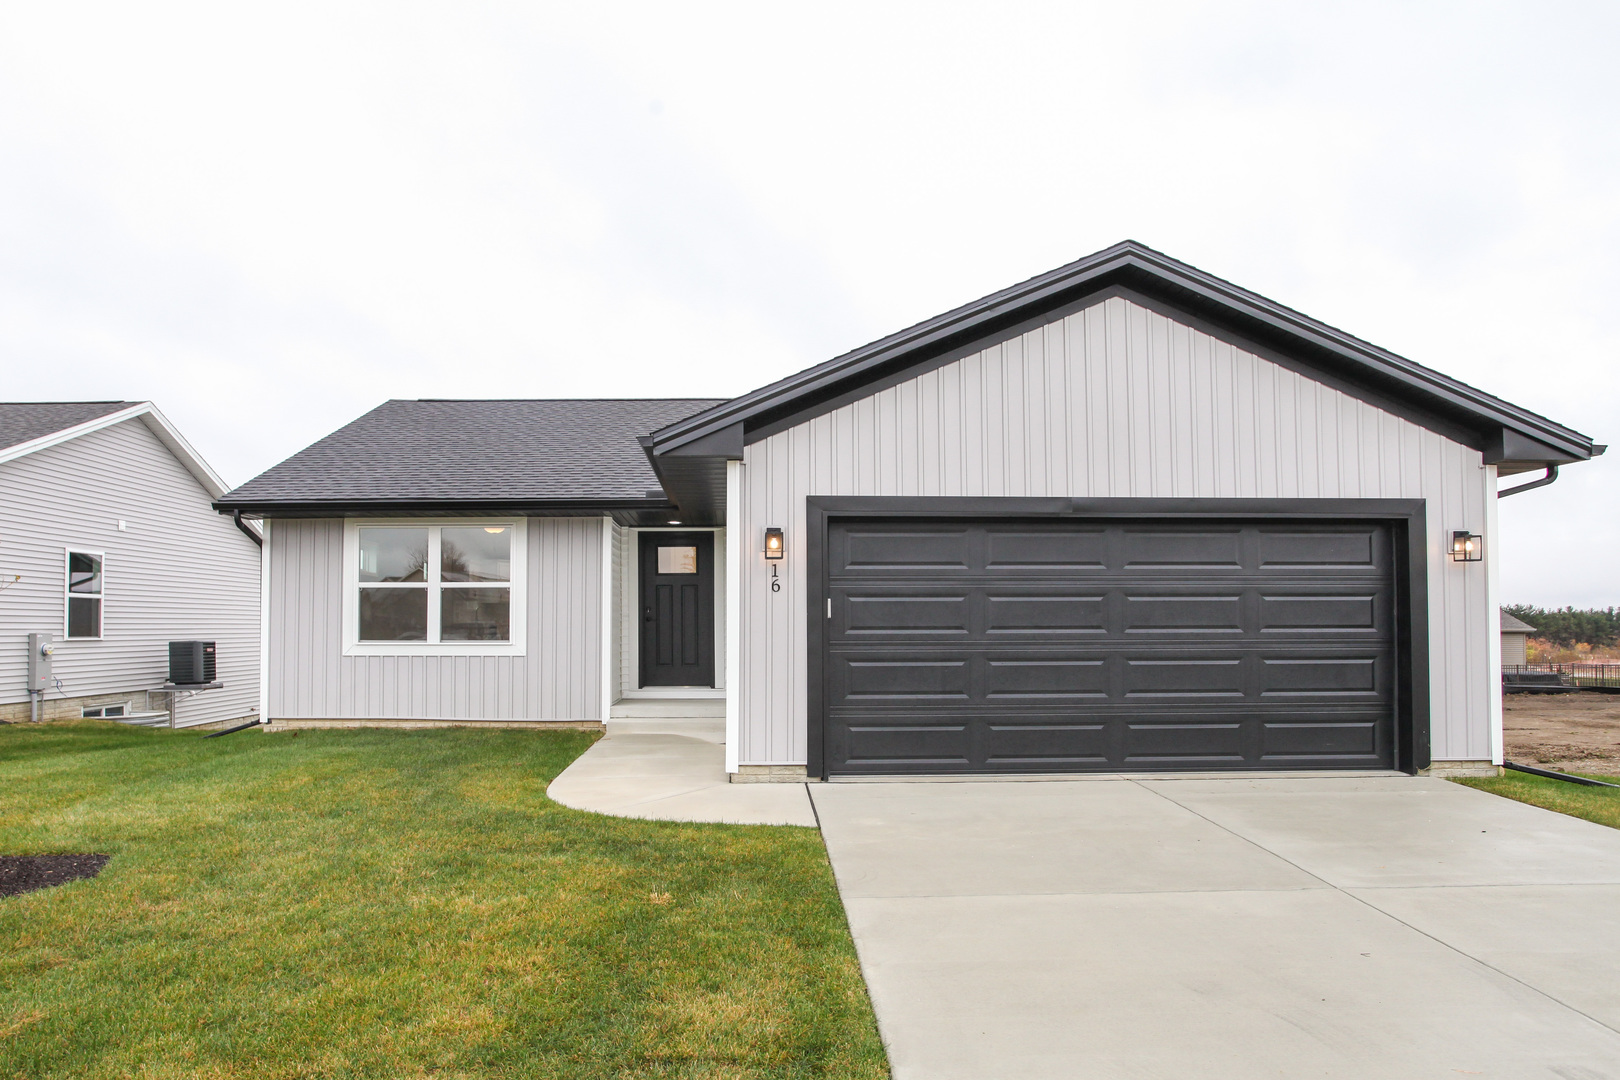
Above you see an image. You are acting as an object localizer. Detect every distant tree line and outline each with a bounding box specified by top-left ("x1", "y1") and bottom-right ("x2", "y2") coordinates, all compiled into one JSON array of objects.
[{"x1": 1504, "y1": 605, "x2": 1620, "y2": 648}]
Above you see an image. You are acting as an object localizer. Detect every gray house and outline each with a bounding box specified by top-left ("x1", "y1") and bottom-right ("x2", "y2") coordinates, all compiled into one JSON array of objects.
[
  {"x1": 218, "y1": 242, "x2": 1602, "y2": 777},
  {"x1": 1, "y1": 402, "x2": 262, "y2": 727}
]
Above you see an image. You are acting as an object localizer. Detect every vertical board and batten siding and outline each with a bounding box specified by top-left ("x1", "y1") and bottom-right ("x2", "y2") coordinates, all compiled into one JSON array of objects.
[
  {"x1": 267, "y1": 517, "x2": 602, "y2": 720},
  {"x1": 737, "y1": 295, "x2": 1495, "y2": 766},
  {"x1": 0, "y1": 418, "x2": 261, "y2": 725}
]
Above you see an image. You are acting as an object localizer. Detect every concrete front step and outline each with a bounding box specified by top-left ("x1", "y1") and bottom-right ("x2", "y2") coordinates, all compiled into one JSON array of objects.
[{"x1": 610, "y1": 699, "x2": 724, "y2": 718}]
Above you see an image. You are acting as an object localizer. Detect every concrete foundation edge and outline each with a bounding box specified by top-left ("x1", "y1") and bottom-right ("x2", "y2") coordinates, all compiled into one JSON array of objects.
[
  {"x1": 1420, "y1": 760, "x2": 1503, "y2": 778},
  {"x1": 263, "y1": 718, "x2": 605, "y2": 732},
  {"x1": 731, "y1": 764, "x2": 811, "y2": 784}
]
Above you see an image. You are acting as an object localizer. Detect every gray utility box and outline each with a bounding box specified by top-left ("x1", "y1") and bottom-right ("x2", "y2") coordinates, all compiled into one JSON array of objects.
[
  {"x1": 27, "y1": 633, "x2": 54, "y2": 693},
  {"x1": 168, "y1": 641, "x2": 217, "y2": 686}
]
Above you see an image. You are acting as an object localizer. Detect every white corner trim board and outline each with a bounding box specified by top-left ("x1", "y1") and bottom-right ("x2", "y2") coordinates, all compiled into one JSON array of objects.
[
  {"x1": 600, "y1": 514, "x2": 614, "y2": 723},
  {"x1": 725, "y1": 459, "x2": 742, "y2": 774}
]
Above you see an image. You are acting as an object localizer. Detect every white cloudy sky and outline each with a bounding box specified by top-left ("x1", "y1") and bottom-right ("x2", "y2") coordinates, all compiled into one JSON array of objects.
[{"x1": 1, "y1": 1, "x2": 1615, "y2": 606}]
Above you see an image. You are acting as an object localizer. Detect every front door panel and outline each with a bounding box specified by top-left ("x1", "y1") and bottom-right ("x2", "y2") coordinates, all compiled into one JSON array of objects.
[{"x1": 639, "y1": 532, "x2": 716, "y2": 687}]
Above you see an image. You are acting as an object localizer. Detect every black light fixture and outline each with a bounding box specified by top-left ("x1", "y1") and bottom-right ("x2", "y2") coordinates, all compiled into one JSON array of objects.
[
  {"x1": 764, "y1": 527, "x2": 784, "y2": 560},
  {"x1": 1450, "y1": 530, "x2": 1483, "y2": 562}
]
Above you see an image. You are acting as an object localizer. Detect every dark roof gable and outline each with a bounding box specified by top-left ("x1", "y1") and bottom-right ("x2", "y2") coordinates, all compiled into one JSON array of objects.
[{"x1": 646, "y1": 241, "x2": 1599, "y2": 472}]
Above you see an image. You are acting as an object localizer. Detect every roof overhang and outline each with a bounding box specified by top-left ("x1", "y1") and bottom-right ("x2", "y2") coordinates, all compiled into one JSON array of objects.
[
  {"x1": 642, "y1": 241, "x2": 1599, "y2": 512},
  {"x1": 215, "y1": 497, "x2": 684, "y2": 528}
]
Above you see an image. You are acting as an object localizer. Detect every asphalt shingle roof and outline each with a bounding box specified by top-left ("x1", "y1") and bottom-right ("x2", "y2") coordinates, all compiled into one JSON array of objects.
[
  {"x1": 220, "y1": 398, "x2": 725, "y2": 506},
  {"x1": 0, "y1": 401, "x2": 137, "y2": 452}
]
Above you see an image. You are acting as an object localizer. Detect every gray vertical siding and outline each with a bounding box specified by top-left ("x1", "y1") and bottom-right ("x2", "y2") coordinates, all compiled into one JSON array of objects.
[
  {"x1": 0, "y1": 418, "x2": 261, "y2": 726},
  {"x1": 737, "y1": 295, "x2": 1495, "y2": 766},
  {"x1": 267, "y1": 516, "x2": 603, "y2": 720}
]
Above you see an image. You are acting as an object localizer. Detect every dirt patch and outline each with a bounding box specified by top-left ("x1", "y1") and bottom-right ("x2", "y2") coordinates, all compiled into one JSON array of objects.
[
  {"x1": 0, "y1": 855, "x2": 110, "y2": 898},
  {"x1": 1503, "y1": 692, "x2": 1620, "y2": 776}
]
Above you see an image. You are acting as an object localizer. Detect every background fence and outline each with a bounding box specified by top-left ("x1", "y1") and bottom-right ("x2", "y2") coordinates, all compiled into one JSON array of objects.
[{"x1": 1503, "y1": 664, "x2": 1620, "y2": 691}]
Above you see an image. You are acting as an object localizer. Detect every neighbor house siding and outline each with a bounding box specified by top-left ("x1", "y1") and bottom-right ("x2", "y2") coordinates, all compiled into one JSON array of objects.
[
  {"x1": 0, "y1": 418, "x2": 261, "y2": 726},
  {"x1": 736, "y1": 295, "x2": 1495, "y2": 766},
  {"x1": 267, "y1": 516, "x2": 603, "y2": 720}
]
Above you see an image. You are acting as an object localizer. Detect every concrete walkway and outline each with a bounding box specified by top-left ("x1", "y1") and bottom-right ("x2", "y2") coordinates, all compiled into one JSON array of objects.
[
  {"x1": 811, "y1": 775, "x2": 1620, "y2": 1079},
  {"x1": 545, "y1": 722, "x2": 816, "y2": 827}
]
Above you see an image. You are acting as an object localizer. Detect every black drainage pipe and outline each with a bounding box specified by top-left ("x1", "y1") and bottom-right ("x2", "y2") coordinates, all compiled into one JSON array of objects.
[
  {"x1": 204, "y1": 719, "x2": 264, "y2": 739},
  {"x1": 1503, "y1": 760, "x2": 1620, "y2": 789}
]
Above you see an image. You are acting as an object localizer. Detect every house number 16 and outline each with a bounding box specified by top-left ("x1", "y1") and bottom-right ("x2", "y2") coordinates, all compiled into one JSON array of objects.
[{"x1": 770, "y1": 564, "x2": 781, "y2": 593}]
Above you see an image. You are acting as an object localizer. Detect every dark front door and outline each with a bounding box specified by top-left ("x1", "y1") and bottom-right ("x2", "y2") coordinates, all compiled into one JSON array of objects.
[
  {"x1": 639, "y1": 532, "x2": 716, "y2": 687},
  {"x1": 822, "y1": 518, "x2": 1398, "y2": 776}
]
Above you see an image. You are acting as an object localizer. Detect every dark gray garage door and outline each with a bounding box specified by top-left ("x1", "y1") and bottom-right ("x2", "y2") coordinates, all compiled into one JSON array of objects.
[{"x1": 823, "y1": 519, "x2": 1397, "y2": 775}]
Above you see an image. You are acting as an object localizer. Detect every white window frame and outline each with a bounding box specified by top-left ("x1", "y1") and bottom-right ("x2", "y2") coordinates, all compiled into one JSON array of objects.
[
  {"x1": 64, "y1": 548, "x2": 106, "y2": 640},
  {"x1": 342, "y1": 518, "x2": 527, "y2": 657}
]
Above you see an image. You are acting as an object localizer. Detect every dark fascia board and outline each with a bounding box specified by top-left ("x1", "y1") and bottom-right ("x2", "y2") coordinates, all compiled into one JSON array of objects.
[
  {"x1": 213, "y1": 498, "x2": 672, "y2": 519},
  {"x1": 647, "y1": 241, "x2": 1596, "y2": 463}
]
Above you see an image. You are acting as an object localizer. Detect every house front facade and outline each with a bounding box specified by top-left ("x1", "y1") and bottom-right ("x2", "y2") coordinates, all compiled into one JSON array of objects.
[{"x1": 218, "y1": 243, "x2": 1602, "y2": 778}]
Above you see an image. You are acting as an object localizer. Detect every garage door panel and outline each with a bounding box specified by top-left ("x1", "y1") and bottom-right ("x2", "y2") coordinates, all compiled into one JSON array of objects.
[
  {"x1": 838, "y1": 721, "x2": 971, "y2": 767},
  {"x1": 1261, "y1": 719, "x2": 1382, "y2": 759},
  {"x1": 823, "y1": 518, "x2": 1397, "y2": 775},
  {"x1": 985, "y1": 594, "x2": 1107, "y2": 634},
  {"x1": 1121, "y1": 529, "x2": 1244, "y2": 568},
  {"x1": 1258, "y1": 592, "x2": 1381, "y2": 633},
  {"x1": 984, "y1": 658, "x2": 1109, "y2": 699},
  {"x1": 844, "y1": 594, "x2": 971, "y2": 635},
  {"x1": 1123, "y1": 594, "x2": 1245, "y2": 633},
  {"x1": 1257, "y1": 527, "x2": 1382, "y2": 569},
  {"x1": 984, "y1": 528, "x2": 1109, "y2": 570},
  {"x1": 839, "y1": 529, "x2": 971, "y2": 572},
  {"x1": 1259, "y1": 656, "x2": 1382, "y2": 697},
  {"x1": 983, "y1": 721, "x2": 1110, "y2": 765},
  {"x1": 837, "y1": 658, "x2": 970, "y2": 701},
  {"x1": 1123, "y1": 658, "x2": 1246, "y2": 698},
  {"x1": 1123, "y1": 721, "x2": 1246, "y2": 763}
]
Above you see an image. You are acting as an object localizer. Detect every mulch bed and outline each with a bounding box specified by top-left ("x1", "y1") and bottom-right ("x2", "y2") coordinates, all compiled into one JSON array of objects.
[{"x1": 0, "y1": 855, "x2": 110, "y2": 898}]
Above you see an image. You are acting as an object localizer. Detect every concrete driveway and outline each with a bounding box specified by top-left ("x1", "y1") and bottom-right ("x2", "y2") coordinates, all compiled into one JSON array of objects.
[{"x1": 810, "y1": 776, "x2": 1620, "y2": 1079}]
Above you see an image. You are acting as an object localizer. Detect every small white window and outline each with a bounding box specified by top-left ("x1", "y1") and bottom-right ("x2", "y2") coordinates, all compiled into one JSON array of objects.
[
  {"x1": 66, "y1": 550, "x2": 103, "y2": 639},
  {"x1": 344, "y1": 520, "x2": 527, "y2": 656}
]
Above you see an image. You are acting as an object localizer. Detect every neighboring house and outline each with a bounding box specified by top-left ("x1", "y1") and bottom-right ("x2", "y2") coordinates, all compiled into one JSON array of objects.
[
  {"x1": 217, "y1": 242, "x2": 1603, "y2": 777},
  {"x1": 0, "y1": 402, "x2": 261, "y2": 727},
  {"x1": 1501, "y1": 610, "x2": 1536, "y2": 667}
]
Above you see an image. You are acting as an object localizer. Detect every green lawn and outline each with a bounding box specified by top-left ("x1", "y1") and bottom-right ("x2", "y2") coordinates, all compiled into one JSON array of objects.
[
  {"x1": 1455, "y1": 769, "x2": 1620, "y2": 831},
  {"x1": 0, "y1": 722, "x2": 888, "y2": 1079}
]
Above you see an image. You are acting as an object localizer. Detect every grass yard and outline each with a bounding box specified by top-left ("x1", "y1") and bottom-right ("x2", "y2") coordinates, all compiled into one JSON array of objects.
[
  {"x1": 1455, "y1": 769, "x2": 1620, "y2": 832},
  {"x1": 0, "y1": 722, "x2": 888, "y2": 1080}
]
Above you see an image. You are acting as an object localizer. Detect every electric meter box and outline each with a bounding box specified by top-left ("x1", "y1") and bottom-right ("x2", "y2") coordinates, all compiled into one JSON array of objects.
[{"x1": 27, "y1": 633, "x2": 54, "y2": 693}]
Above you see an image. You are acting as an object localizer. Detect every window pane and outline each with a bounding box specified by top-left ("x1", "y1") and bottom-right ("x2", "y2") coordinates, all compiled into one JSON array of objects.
[
  {"x1": 68, "y1": 552, "x2": 102, "y2": 594},
  {"x1": 440, "y1": 588, "x2": 510, "y2": 641},
  {"x1": 359, "y1": 587, "x2": 427, "y2": 640},
  {"x1": 359, "y1": 528, "x2": 428, "y2": 582},
  {"x1": 441, "y1": 527, "x2": 511, "y2": 582},
  {"x1": 68, "y1": 596, "x2": 101, "y2": 638},
  {"x1": 656, "y1": 546, "x2": 698, "y2": 574}
]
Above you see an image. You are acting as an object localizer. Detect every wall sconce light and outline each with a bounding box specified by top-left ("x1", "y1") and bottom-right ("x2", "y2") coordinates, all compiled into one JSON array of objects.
[
  {"x1": 764, "y1": 527, "x2": 784, "y2": 560},
  {"x1": 1450, "y1": 531, "x2": 1483, "y2": 562}
]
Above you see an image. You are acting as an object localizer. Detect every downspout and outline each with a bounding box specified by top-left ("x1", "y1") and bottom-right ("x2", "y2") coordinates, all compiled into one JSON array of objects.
[
  {"x1": 232, "y1": 510, "x2": 264, "y2": 546},
  {"x1": 1496, "y1": 465, "x2": 1559, "y2": 499}
]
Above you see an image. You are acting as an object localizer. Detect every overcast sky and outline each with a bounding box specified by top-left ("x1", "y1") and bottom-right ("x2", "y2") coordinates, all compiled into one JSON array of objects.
[{"x1": 1, "y1": 1, "x2": 1615, "y2": 606}]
